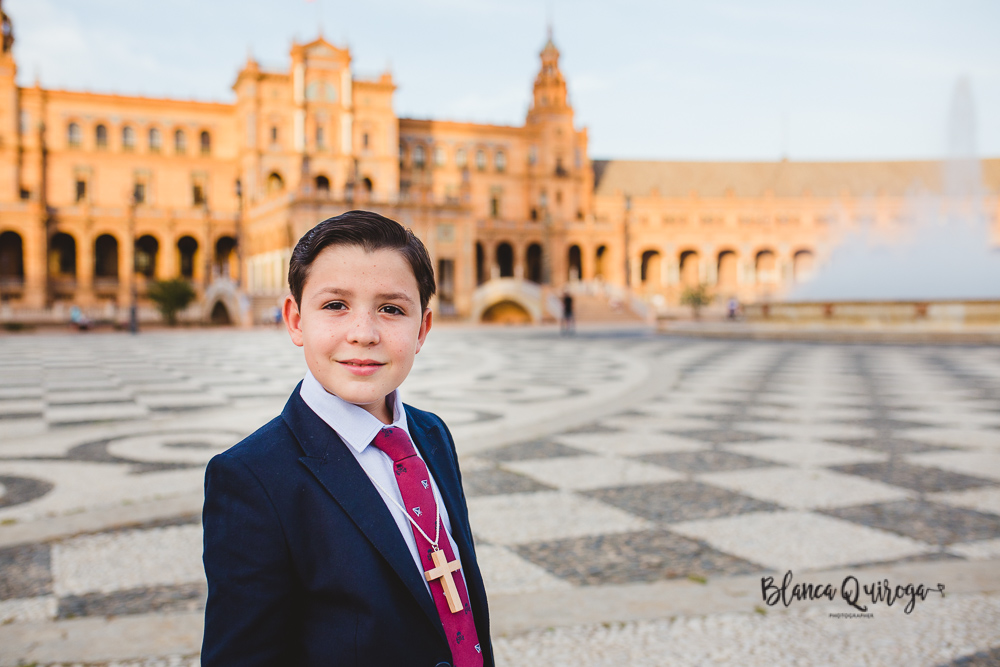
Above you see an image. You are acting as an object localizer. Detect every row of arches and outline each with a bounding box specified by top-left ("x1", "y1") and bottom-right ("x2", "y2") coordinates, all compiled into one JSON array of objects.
[
  {"x1": 263, "y1": 173, "x2": 374, "y2": 197},
  {"x1": 637, "y1": 248, "x2": 815, "y2": 288},
  {"x1": 467, "y1": 241, "x2": 815, "y2": 290},
  {"x1": 474, "y1": 241, "x2": 606, "y2": 285},
  {"x1": 0, "y1": 230, "x2": 237, "y2": 284},
  {"x1": 402, "y1": 142, "x2": 507, "y2": 173},
  {"x1": 67, "y1": 122, "x2": 211, "y2": 155}
]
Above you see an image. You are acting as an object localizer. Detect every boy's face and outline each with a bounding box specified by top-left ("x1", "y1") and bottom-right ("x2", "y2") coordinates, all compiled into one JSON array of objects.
[{"x1": 283, "y1": 244, "x2": 432, "y2": 424}]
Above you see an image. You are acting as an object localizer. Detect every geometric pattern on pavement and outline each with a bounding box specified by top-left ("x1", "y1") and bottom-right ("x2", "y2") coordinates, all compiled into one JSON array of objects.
[{"x1": 1, "y1": 330, "x2": 999, "y2": 666}]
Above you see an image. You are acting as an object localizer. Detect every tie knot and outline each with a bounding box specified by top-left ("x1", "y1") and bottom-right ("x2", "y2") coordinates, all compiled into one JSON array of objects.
[{"x1": 371, "y1": 426, "x2": 417, "y2": 462}]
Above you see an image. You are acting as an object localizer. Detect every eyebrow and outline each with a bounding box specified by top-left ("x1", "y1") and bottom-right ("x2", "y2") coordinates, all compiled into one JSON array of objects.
[{"x1": 315, "y1": 287, "x2": 416, "y2": 305}]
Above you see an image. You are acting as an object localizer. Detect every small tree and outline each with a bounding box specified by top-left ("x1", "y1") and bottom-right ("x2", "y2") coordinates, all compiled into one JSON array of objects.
[
  {"x1": 680, "y1": 283, "x2": 713, "y2": 319},
  {"x1": 147, "y1": 279, "x2": 196, "y2": 326}
]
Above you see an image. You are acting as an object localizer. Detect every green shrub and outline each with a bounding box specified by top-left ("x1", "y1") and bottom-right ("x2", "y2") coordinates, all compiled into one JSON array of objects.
[
  {"x1": 147, "y1": 279, "x2": 197, "y2": 326},
  {"x1": 680, "y1": 283, "x2": 713, "y2": 319}
]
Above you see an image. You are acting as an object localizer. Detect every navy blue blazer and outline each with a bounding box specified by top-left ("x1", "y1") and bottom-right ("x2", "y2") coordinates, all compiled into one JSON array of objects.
[{"x1": 202, "y1": 385, "x2": 494, "y2": 667}]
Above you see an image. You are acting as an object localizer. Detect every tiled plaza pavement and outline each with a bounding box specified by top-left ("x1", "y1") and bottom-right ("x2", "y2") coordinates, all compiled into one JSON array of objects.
[{"x1": 1, "y1": 327, "x2": 999, "y2": 666}]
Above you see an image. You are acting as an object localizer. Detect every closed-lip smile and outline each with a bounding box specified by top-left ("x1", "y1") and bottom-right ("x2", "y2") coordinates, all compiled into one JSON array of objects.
[
  {"x1": 339, "y1": 359, "x2": 384, "y2": 367},
  {"x1": 338, "y1": 359, "x2": 385, "y2": 376}
]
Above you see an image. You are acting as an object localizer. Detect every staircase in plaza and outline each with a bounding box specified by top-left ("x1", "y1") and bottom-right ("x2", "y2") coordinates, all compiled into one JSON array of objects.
[{"x1": 571, "y1": 290, "x2": 646, "y2": 323}]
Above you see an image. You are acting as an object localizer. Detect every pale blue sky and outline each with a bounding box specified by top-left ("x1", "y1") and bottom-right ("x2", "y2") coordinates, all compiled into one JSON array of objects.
[{"x1": 7, "y1": 0, "x2": 999, "y2": 161}]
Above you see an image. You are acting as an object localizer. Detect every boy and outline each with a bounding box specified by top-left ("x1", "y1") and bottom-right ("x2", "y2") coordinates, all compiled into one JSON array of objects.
[{"x1": 202, "y1": 211, "x2": 493, "y2": 666}]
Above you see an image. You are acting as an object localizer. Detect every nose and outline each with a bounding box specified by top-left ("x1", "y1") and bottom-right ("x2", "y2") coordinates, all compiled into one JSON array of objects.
[{"x1": 346, "y1": 309, "x2": 379, "y2": 346}]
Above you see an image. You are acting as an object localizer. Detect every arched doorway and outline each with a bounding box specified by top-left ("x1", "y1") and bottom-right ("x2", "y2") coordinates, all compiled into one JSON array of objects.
[
  {"x1": 679, "y1": 250, "x2": 700, "y2": 287},
  {"x1": 756, "y1": 250, "x2": 777, "y2": 284},
  {"x1": 717, "y1": 250, "x2": 737, "y2": 289},
  {"x1": 177, "y1": 236, "x2": 198, "y2": 279},
  {"x1": 362, "y1": 176, "x2": 373, "y2": 193},
  {"x1": 94, "y1": 234, "x2": 118, "y2": 278},
  {"x1": 215, "y1": 236, "x2": 237, "y2": 279},
  {"x1": 0, "y1": 231, "x2": 24, "y2": 281},
  {"x1": 210, "y1": 301, "x2": 232, "y2": 325},
  {"x1": 475, "y1": 242, "x2": 486, "y2": 285},
  {"x1": 49, "y1": 232, "x2": 77, "y2": 277},
  {"x1": 481, "y1": 299, "x2": 531, "y2": 324},
  {"x1": 793, "y1": 249, "x2": 815, "y2": 282},
  {"x1": 567, "y1": 245, "x2": 582, "y2": 281},
  {"x1": 135, "y1": 235, "x2": 159, "y2": 279},
  {"x1": 315, "y1": 175, "x2": 330, "y2": 193},
  {"x1": 595, "y1": 245, "x2": 607, "y2": 279},
  {"x1": 640, "y1": 250, "x2": 661, "y2": 287},
  {"x1": 496, "y1": 242, "x2": 514, "y2": 278},
  {"x1": 526, "y1": 243, "x2": 543, "y2": 284},
  {"x1": 267, "y1": 172, "x2": 285, "y2": 195}
]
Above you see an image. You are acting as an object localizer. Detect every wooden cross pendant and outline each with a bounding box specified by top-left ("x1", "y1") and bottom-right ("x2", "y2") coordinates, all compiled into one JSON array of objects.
[{"x1": 424, "y1": 549, "x2": 463, "y2": 613}]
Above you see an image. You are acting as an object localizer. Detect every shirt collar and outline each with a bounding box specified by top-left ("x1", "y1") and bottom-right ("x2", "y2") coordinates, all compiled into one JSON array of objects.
[{"x1": 299, "y1": 369, "x2": 410, "y2": 454}]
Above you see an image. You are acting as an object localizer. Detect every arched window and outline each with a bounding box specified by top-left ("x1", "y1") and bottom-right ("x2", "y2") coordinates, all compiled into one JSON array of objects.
[
  {"x1": 315, "y1": 175, "x2": 330, "y2": 192},
  {"x1": 434, "y1": 146, "x2": 445, "y2": 167},
  {"x1": 215, "y1": 236, "x2": 237, "y2": 279},
  {"x1": 526, "y1": 243, "x2": 543, "y2": 284},
  {"x1": 134, "y1": 235, "x2": 159, "y2": 278},
  {"x1": 122, "y1": 126, "x2": 136, "y2": 151},
  {"x1": 595, "y1": 245, "x2": 607, "y2": 279},
  {"x1": 267, "y1": 172, "x2": 285, "y2": 195},
  {"x1": 680, "y1": 250, "x2": 700, "y2": 287},
  {"x1": 494, "y1": 150, "x2": 506, "y2": 173},
  {"x1": 567, "y1": 245, "x2": 582, "y2": 282},
  {"x1": 49, "y1": 232, "x2": 77, "y2": 276},
  {"x1": 175, "y1": 129, "x2": 187, "y2": 154},
  {"x1": 756, "y1": 250, "x2": 777, "y2": 284},
  {"x1": 793, "y1": 249, "x2": 815, "y2": 282},
  {"x1": 96, "y1": 124, "x2": 108, "y2": 148},
  {"x1": 641, "y1": 250, "x2": 661, "y2": 286},
  {"x1": 413, "y1": 145, "x2": 426, "y2": 169},
  {"x1": 717, "y1": 250, "x2": 738, "y2": 288},
  {"x1": 0, "y1": 231, "x2": 25, "y2": 279},
  {"x1": 200, "y1": 131, "x2": 211, "y2": 155},
  {"x1": 475, "y1": 149, "x2": 486, "y2": 172},
  {"x1": 475, "y1": 242, "x2": 485, "y2": 285},
  {"x1": 67, "y1": 122, "x2": 82, "y2": 148},
  {"x1": 455, "y1": 148, "x2": 467, "y2": 169},
  {"x1": 362, "y1": 177, "x2": 373, "y2": 192},
  {"x1": 94, "y1": 235, "x2": 119, "y2": 278},
  {"x1": 148, "y1": 127, "x2": 161, "y2": 152},
  {"x1": 496, "y1": 242, "x2": 514, "y2": 278},
  {"x1": 177, "y1": 236, "x2": 198, "y2": 279},
  {"x1": 316, "y1": 126, "x2": 325, "y2": 149}
]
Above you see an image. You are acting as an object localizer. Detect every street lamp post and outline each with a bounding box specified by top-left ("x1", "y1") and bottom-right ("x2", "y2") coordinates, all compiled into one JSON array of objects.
[
  {"x1": 540, "y1": 190, "x2": 551, "y2": 285},
  {"x1": 128, "y1": 192, "x2": 138, "y2": 334},
  {"x1": 234, "y1": 180, "x2": 243, "y2": 289},
  {"x1": 623, "y1": 194, "x2": 632, "y2": 289}
]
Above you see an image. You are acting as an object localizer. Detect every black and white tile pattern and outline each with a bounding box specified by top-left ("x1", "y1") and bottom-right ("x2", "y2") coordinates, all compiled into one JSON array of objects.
[{"x1": 1, "y1": 330, "x2": 999, "y2": 666}]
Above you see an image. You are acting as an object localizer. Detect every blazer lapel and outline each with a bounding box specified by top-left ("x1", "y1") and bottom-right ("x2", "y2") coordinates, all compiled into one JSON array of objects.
[{"x1": 282, "y1": 389, "x2": 445, "y2": 641}]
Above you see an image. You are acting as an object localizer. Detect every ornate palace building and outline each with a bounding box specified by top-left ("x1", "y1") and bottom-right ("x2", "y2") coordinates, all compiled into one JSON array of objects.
[{"x1": 0, "y1": 4, "x2": 997, "y2": 324}]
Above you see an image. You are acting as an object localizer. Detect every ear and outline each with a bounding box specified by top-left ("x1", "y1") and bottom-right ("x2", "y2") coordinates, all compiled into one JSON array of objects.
[
  {"x1": 283, "y1": 295, "x2": 304, "y2": 347},
  {"x1": 414, "y1": 308, "x2": 432, "y2": 355}
]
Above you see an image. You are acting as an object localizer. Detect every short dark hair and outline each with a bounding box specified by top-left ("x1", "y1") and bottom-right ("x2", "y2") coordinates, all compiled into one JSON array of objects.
[{"x1": 288, "y1": 210, "x2": 436, "y2": 310}]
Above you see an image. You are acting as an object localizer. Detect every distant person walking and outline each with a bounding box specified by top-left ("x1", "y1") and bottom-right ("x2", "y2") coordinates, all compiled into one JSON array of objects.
[
  {"x1": 561, "y1": 291, "x2": 575, "y2": 335},
  {"x1": 727, "y1": 297, "x2": 739, "y2": 320}
]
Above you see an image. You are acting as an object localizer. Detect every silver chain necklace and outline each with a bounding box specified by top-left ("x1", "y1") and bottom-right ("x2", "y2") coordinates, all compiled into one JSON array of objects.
[{"x1": 366, "y1": 466, "x2": 443, "y2": 551}]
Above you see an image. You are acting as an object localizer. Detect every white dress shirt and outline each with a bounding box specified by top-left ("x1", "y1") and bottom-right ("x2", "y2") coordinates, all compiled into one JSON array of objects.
[{"x1": 299, "y1": 370, "x2": 465, "y2": 595}]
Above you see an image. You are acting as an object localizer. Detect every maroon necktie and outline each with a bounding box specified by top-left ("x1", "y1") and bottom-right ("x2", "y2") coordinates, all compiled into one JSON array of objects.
[{"x1": 371, "y1": 426, "x2": 483, "y2": 667}]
